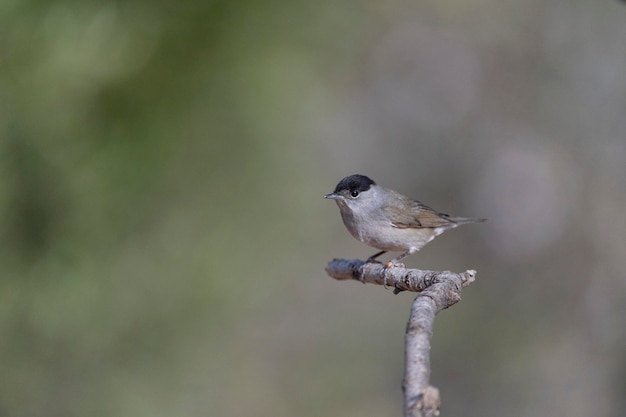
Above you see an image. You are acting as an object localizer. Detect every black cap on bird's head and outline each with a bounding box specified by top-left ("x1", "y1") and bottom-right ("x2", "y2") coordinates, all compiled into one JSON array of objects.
[
  {"x1": 333, "y1": 174, "x2": 375, "y2": 193},
  {"x1": 325, "y1": 174, "x2": 376, "y2": 200}
]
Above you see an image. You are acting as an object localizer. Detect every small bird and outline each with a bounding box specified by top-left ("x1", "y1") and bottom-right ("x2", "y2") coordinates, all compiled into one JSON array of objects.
[{"x1": 325, "y1": 174, "x2": 485, "y2": 267}]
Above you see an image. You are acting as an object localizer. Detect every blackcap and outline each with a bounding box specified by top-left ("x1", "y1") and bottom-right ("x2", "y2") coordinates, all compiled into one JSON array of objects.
[{"x1": 325, "y1": 174, "x2": 485, "y2": 266}]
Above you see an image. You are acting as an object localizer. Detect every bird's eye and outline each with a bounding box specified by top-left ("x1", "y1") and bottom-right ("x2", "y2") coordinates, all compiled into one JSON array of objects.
[{"x1": 350, "y1": 190, "x2": 359, "y2": 198}]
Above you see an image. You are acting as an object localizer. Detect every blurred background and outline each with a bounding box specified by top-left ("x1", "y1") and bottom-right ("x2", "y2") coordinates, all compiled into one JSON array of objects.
[{"x1": 2, "y1": 1, "x2": 626, "y2": 416}]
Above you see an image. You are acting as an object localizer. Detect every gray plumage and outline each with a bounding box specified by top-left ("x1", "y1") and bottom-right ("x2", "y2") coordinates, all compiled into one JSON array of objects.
[{"x1": 325, "y1": 174, "x2": 485, "y2": 265}]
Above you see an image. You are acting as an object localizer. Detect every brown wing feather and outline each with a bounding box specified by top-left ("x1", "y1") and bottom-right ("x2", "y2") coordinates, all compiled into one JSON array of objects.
[{"x1": 383, "y1": 192, "x2": 455, "y2": 229}]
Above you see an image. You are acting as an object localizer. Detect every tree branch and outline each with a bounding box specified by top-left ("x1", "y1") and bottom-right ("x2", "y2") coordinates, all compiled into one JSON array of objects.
[{"x1": 325, "y1": 259, "x2": 477, "y2": 417}]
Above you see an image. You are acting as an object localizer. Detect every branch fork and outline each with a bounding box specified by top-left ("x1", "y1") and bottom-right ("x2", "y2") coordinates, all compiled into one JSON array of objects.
[{"x1": 325, "y1": 258, "x2": 478, "y2": 417}]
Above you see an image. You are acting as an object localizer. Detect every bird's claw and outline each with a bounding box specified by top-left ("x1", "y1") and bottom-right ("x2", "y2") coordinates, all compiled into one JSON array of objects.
[
  {"x1": 385, "y1": 261, "x2": 405, "y2": 269},
  {"x1": 381, "y1": 261, "x2": 404, "y2": 289}
]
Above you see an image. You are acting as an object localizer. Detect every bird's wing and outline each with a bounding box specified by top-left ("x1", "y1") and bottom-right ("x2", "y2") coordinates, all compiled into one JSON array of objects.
[{"x1": 383, "y1": 194, "x2": 455, "y2": 229}]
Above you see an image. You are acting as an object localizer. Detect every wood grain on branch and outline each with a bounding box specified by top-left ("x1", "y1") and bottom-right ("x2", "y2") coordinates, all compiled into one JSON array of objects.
[{"x1": 325, "y1": 258, "x2": 477, "y2": 417}]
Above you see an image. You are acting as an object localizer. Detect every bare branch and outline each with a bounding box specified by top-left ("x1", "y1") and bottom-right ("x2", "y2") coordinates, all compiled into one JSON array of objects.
[
  {"x1": 325, "y1": 258, "x2": 476, "y2": 294},
  {"x1": 325, "y1": 258, "x2": 477, "y2": 417}
]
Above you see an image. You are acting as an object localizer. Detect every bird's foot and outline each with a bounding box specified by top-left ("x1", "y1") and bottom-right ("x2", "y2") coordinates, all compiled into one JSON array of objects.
[
  {"x1": 381, "y1": 261, "x2": 405, "y2": 289},
  {"x1": 385, "y1": 260, "x2": 405, "y2": 269}
]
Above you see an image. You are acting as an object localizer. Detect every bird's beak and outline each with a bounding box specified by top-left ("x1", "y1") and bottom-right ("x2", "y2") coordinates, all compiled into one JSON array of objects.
[{"x1": 324, "y1": 193, "x2": 343, "y2": 200}]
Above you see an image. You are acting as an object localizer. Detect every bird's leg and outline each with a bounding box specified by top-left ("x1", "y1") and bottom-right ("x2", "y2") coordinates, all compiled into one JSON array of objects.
[
  {"x1": 380, "y1": 249, "x2": 411, "y2": 289},
  {"x1": 385, "y1": 248, "x2": 417, "y2": 268},
  {"x1": 366, "y1": 250, "x2": 387, "y2": 263}
]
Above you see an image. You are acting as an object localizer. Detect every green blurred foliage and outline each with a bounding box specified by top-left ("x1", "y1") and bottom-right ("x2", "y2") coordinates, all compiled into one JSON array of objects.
[{"x1": 1, "y1": 1, "x2": 347, "y2": 415}]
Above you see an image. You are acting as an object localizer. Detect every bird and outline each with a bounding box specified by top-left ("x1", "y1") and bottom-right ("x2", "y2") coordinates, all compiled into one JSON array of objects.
[{"x1": 325, "y1": 174, "x2": 485, "y2": 267}]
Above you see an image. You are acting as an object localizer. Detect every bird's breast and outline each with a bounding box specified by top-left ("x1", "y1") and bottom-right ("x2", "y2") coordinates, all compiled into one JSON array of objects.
[{"x1": 341, "y1": 210, "x2": 433, "y2": 251}]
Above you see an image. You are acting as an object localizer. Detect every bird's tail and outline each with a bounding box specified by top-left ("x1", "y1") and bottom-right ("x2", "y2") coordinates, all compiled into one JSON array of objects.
[{"x1": 449, "y1": 217, "x2": 487, "y2": 225}]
